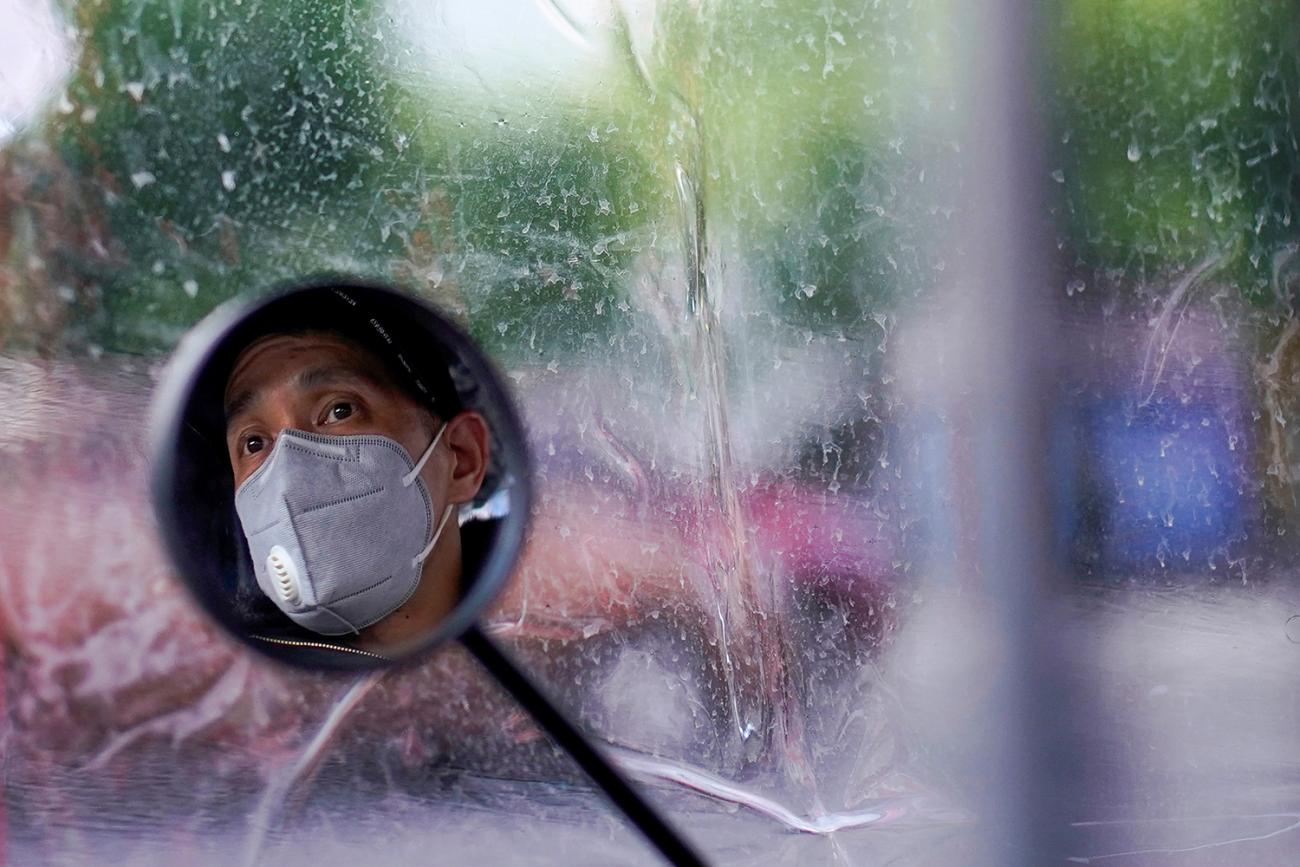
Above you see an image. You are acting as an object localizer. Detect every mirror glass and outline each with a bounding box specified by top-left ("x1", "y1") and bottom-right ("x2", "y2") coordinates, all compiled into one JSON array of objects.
[{"x1": 149, "y1": 279, "x2": 531, "y2": 668}]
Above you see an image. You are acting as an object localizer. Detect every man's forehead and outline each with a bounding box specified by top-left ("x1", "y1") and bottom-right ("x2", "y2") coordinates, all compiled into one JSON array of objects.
[{"x1": 223, "y1": 331, "x2": 392, "y2": 418}]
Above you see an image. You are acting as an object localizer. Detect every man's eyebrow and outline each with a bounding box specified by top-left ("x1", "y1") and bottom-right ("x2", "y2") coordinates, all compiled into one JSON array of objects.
[
  {"x1": 293, "y1": 364, "x2": 385, "y2": 391},
  {"x1": 224, "y1": 389, "x2": 258, "y2": 429},
  {"x1": 224, "y1": 365, "x2": 388, "y2": 431}
]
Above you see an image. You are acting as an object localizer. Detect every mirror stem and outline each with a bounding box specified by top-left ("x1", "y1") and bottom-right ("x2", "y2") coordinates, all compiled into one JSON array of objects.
[{"x1": 460, "y1": 625, "x2": 707, "y2": 867}]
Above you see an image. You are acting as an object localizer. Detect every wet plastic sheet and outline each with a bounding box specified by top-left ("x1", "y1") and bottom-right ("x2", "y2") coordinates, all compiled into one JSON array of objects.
[{"x1": 3, "y1": 0, "x2": 1300, "y2": 864}]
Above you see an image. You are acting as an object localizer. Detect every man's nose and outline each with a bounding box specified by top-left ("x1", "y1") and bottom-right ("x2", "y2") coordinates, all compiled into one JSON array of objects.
[
  {"x1": 263, "y1": 403, "x2": 320, "y2": 439},
  {"x1": 276, "y1": 415, "x2": 319, "y2": 436}
]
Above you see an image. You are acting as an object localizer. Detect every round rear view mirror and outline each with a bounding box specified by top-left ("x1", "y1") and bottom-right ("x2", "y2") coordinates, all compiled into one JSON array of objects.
[
  {"x1": 149, "y1": 277, "x2": 706, "y2": 866},
  {"x1": 149, "y1": 278, "x2": 531, "y2": 669}
]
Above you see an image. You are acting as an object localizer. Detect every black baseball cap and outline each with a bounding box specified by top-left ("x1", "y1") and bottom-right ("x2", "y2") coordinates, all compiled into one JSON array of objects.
[{"x1": 204, "y1": 283, "x2": 464, "y2": 438}]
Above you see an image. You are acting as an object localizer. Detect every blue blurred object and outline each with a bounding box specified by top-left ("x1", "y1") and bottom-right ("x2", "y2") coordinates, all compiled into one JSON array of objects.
[{"x1": 1073, "y1": 395, "x2": 1251, "y2": 579}]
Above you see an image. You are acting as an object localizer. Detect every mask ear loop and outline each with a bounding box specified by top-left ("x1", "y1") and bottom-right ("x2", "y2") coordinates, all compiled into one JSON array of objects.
[
  {"x1": 402, "y1": 423, "x2": 447, "y2": 487},
  {"x1": 405, "y1": 423, "x2": 457, "y2": 567},
  {"x1": 413, "y1": 503, "x2": 456, "y2": 568}
]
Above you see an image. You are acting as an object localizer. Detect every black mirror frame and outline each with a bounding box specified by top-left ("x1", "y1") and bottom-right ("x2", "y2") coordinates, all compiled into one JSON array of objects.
[{"x1": 147, "y1": 276, "x2": 532, "y2": 668}]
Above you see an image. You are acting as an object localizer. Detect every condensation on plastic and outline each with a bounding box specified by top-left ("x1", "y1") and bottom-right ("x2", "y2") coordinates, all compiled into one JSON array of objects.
[{"x1": 2, "y1": 0, "x2": 1299, "y2": 864}]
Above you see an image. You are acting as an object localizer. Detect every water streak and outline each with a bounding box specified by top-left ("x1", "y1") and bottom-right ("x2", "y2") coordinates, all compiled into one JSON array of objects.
[
  {"x1": 611, "y1": 747, "x2": 889, "y2": 835},
  {"x1": 658, "y1": 31, "x2": 817, "y2": 803},
  {"x1": 240, "y1": 670, "x2": 386, "y2": 867},
  {"x1": 672, "y1": 113, "x2": 769, "y2": 753},
  {"x1": 1136, "y1": 254, "x2": 1223, "y2": 407},
  {"x1": 533, "y1": 0, "x2": 591, "y2": 49},
  {"x1": 1066, "y1": 812, "x2": 1300, "y2": 863}
]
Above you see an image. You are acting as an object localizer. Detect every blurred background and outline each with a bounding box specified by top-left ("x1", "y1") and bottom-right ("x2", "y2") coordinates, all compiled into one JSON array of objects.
[{"x1": 2, "y1": 0, "x2": 1299, "y2": 863}]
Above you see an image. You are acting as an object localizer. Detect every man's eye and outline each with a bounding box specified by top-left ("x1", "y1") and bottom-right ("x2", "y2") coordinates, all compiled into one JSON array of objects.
[
  {"x1": 324, "y1": 401, "x2": 355, "y2": 424},
  {"x1": 243, "y1": 435, "x2": 265, "y2": 456}
]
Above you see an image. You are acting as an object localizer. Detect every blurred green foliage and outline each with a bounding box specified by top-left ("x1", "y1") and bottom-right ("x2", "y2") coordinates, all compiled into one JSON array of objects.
[
  {"x1": 6, "y1": 0, "x2": 1300, "y2": 356},
  {"x1": 24, "y1": 0, "x2": 957, "y2": 359},
  {"x1": 1050, "y1": 0, "x2": 1300, "y2": 297},
  {"x1": 44, "y1": 0, "x2": 664, "y2": 358},
  {"x1": 54, "y1": 0, "x2": 410, "y2": 349},
  {"x1": 649, "y1": 0, "x2": 954, "y2": 330}
]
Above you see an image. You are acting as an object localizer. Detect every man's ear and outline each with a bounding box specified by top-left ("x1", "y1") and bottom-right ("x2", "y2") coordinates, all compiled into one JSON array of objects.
[{"x1": 443, "y1": 411, "x2": 490, "y2": 505}]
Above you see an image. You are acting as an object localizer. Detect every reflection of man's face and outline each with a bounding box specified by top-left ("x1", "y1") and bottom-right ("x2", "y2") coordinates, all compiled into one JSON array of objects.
[
  {"x1": 222, "y1": 330, "x2": 489, "y2": 648},
  {"x1": 223, "y1": 331, "x2": 438, "y2": 488}
]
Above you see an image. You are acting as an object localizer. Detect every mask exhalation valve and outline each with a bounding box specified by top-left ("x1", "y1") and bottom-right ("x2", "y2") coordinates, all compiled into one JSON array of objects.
[{"x1": 266, "y1": 545, "x2": 301, "y2": 606}]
